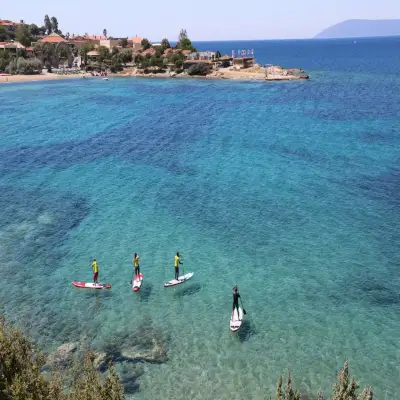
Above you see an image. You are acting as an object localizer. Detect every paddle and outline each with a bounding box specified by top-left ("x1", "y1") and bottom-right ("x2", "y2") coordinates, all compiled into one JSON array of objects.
[
  {"x1": 240, "y1": 297, "x2": 247, "y2": 315},
  {"x1": 89, "y1": 258, "x2": 93, "y2": 281}
]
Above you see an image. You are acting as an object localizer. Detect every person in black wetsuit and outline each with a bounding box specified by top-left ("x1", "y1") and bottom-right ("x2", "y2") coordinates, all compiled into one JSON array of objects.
[{"x1": 232, "y1": 284, "x2": 241, "y2": 321}]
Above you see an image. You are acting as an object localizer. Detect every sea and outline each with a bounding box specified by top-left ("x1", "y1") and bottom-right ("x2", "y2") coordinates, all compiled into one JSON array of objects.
[{"x1": 0, "y1": 36, "x2": 399, "y2": 399}]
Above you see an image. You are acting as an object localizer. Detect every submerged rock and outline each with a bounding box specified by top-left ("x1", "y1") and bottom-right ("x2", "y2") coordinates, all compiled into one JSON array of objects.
[
  {"x1": 46, "y1": 341, "x2": 79, "y2": 368},
  {"x1": 93, "y1": 351, "x2": 108, "y2": 370}
]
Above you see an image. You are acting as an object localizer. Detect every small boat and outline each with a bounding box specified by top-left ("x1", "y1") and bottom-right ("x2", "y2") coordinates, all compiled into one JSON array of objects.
[{"x1": 103, "y1": 77, "x2": 109, "y2": 81}]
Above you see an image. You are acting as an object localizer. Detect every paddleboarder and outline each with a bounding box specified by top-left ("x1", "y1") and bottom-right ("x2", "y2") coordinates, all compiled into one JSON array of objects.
[
  {"x1": 174, "y1": 252, "x2": 183, "y2": 280},
  {"x1": 232, "y1": 284, "x2": 241, "y2": 321},
  {"x1": 133, "y1": 253, "x2": 140, "y2": 282},
  {"x1": 92, "y1": 259, "x2": 99, "y2": 285}
]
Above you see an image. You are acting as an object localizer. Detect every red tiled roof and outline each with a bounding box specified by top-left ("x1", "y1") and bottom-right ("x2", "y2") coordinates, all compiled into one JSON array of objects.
[
  {"x1": 70, "y1": 34, "x2": 106, "y2": 41},
  {"x1": 130, "y1": 36, "x2": 142, "y2": 44},
  {"x1": 0, "y1": 41, "x2": 26, "y2": 49},
  {"x1": 26, "y1": 47, "x2": 33, "y2": 51},
  {"x1": 142, "y1": 48, "x2": 156, "y2": 56},
  {"x1": 163, "y1": 48, "x2": 173, "y2": 56},
  {"x1": 84, "y1": 34, "x2": 106, "y2": 40},
  {"x1": 40, "y1": 33, "x2": 67, "y2": 44},
  {"x1": 0, "y1": 20, "x2": 20, "y2": 27},
  {"x1": 182, "y1": 50, "x2": 191, "y2": 55}
]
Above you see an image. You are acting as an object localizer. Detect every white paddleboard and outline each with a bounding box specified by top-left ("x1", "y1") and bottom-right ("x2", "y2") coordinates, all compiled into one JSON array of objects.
[
  {"x1": 164, "y1": 272, "x2": 194, "y2": 288},
  {"x1": 230, "y1": 307, "x2": 243, "y2": 332},
  {"x1": 132, "y1": 273, "x2": 144, "y2": 292}
]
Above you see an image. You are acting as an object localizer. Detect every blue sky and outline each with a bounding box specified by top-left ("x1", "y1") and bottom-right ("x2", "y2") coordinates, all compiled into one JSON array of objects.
[{"x1": 2, "y1": 0, "x2": 400, "y2": 41}]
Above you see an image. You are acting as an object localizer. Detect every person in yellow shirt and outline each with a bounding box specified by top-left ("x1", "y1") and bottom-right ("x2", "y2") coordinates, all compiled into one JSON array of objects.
[
  {"x1": 92, "y1": 259, "x2": 99, "y2": 284},
  {"x1": 133, "y1": 253, "x2": 140, "y2": 280},
  {"x1": 174, "y1": 252, "x2": 183, "y2": 280}
]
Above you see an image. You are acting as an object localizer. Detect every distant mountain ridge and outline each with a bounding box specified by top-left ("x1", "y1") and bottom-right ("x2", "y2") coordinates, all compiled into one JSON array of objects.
[{"x1": 315, "y1": 19, "x2": 400, "y2": 39}]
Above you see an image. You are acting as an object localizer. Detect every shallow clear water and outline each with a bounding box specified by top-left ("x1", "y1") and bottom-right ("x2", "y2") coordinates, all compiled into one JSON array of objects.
[{"x1": 0, "y1": 37, "x2": 400, "y2": 399}]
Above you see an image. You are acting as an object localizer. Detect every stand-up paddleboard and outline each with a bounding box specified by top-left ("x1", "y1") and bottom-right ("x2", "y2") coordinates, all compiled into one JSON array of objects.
[
  {"x1": 72, "y1": 281, "x2": 111, "y2": 289},
  {"x1": 230, "y1": 307, "x2": 243, "y2": 332},
  {"x1": 132, "y1": 273, "x2": 144, "y2": 292},
  {"x1": 164, "y1": 272, "x2": 194, "y2": 288}
]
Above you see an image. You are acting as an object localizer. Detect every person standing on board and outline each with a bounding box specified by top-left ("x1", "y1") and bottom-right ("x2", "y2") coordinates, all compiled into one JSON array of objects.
[
  {"x1": 92, "y1": 259, "x2": 99, "y2": 284},
  {"x1": 232, "y1": 284, "x2": 241, "y2": 321},
  {"x1": 174, "y1": 252, "x2": 183, "y2": 280},
  {"x1": 133, "y1": 253, "x2": 140, "y2": 280}
]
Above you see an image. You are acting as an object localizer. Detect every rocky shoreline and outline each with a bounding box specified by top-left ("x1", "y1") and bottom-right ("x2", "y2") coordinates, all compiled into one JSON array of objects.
[{"x1": 114, "y1": 63, "x2": 309, "y2": 82}]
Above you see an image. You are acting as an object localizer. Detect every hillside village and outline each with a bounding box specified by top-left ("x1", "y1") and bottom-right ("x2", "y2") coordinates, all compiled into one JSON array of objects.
[{"x1": 0, "y1": 17, "x2": 309, "y2": 81}]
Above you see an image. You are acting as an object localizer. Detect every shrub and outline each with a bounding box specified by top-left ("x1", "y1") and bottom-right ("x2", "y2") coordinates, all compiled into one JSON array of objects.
[
  {"x1": 187, "y1": 63, "x2": 210, "y2": 76},
  {"x1": 276, "y1": 361, "x2": 373, "y2": 400},
  {"x1": 5, "y1": 58, "x2": 17, "y2": 74},
  {"x1": 0, "y1": 317, "x2": 124, "y2": 400},
  {"x1": 110, "y1": 61, "x2": 123, "y2": 73}
]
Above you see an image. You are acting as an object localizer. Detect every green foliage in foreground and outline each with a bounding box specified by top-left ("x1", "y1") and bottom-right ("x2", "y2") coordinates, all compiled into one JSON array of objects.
[
  {"x1": 275, "y1": 361, "x2": 373, "y2": 400},
  {"x1": 0, "y1": 316, "x2": 374, "y2": 400},
  {"x1": 0, "y1": 317, "x2": 124, "y2": 400}
]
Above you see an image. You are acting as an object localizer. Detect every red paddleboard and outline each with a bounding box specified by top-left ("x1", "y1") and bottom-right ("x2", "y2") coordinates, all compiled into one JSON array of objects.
[
  {"x1": 72, "y1": 282, "x2": 111, "y2": 289},
  {"x1": 132, "y1": 273, "x2": 144, "y2": 292}
]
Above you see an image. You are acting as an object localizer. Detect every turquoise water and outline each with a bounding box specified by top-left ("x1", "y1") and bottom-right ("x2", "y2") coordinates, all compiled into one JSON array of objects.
[{"x1": 1, "y1": 38, "x2": 400, "y2": 399}]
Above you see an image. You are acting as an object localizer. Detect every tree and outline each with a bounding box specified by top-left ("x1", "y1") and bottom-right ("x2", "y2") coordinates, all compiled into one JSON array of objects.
[
  {"x1": 215, "y1": 51, "x2": 221, "y2": 59},
  {"x1": 51, "y1": 16, "x2": 59, "y2": 34},
  {"x1": 110, "y1": 60, "x2": 122, "y2": 73},
  {"x1": 34, "y1": 42, "x2": 55, "y2": 72},
  {"x1": 15, "y1": 24, "x2": 32, "y2": 47},
  {"x1": 0, "y1": 51, "x2": 11, "y2": 72},
  {"x1": 103, "y1": 28, "x2": 107, "y2": 38},
  {"x1": 44, "y1": 14, "x2": 52, "y2": 34},
  {"x1": 179, "y1": 38, "x2": 195, "y2": 52},
  {"x1": 141, "y1": 38, "x2": 151, "y2": 50},
  {"x1": 80, "y1": 42, "x2": 95, "y2": 67},
  {"x1": 134, "y1": 54, "x2": 143, "y2": 65},
  {"x1": 187, "y1": 63, "x2": 210, "y2": 76},
  {"x1": 0, "y1": 26, "x2": 8, "y2": 41},
  {"x1": 57, "y1": 44, "x2": 71, "y2": 67},
  {"x1": 0, "y1": 316, "x2": 124, "y2": 399},
  {"x1": 16, "y1": 48, "x2": 27, "y2": 58},
  {"x1": 39, "y1": 25, "x2": 46, "y2": 36},
  {"x1": 175, "y1": 59, "x2": 183, "y2": 69},
  {"x1": 98, "y1": 46, "x2": 110, "y2": 63},
  {"x1": 176, "y1": 29, "x2": 196, "y2": 52},
  {"x1": 5, "y1": 58, "x2": 17, "y2": 74},
  {"x1": 150, "y1": 55, "x2": 163, "y2": 68},
  {"x1": 161, "y1": 38, "x2": 170, "y2": 51},
  {"x1": 178, "y1": 29, "x2": 188, "y2": 42},
  {"x1": 120, "y1": 49, "x2": 133, "y2": 64},
  {"x1": 120, "y1": 38, "x2": 128, "y2": 48},
  {"x1": 111, "y1": 46, "x2": 119, "y2": 57},
  {"x1": 28, "y1": 23, "x2": 40, "y2": 36}
]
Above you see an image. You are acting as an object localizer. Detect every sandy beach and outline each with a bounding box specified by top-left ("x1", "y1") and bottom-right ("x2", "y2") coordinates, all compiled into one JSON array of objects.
[{"x1": 0, "y1": 73, "x2": 91, "y2": 84}]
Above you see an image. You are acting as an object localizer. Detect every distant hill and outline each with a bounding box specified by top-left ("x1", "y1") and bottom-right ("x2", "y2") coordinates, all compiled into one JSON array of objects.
[{"x1": 315, "y1": 19, "x2": 400, "y2": 39}]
